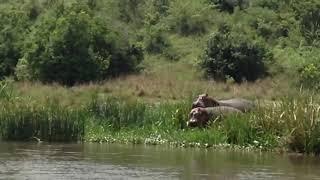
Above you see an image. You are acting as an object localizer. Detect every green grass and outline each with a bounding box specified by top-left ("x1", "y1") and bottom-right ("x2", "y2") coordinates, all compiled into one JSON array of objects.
[
  {"x1": 0, "y1": 99, "x2": 85, "y2": 142},
  {"x1": 0, "y1": 79, "x2": 320, "y2": 154},
  {"x1": 84, "y1": 93, "x2": 320, "y2": 154}
]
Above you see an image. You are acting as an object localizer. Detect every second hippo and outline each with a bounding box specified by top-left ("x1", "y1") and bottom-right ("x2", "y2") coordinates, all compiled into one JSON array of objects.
[
  {"x1": 187, "y1": 106, "x2": 242, "y2": 127},
  {"x1": 192, "y1": 94, "x2": 255, "y2": 112}
]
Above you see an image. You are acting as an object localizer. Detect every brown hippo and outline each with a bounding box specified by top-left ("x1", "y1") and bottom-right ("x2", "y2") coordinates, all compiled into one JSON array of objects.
[
  {"x1": 187, "y1": 106, "x2": 242, "y2": 127},
  {"x1": 192, "y1": 94, "x2": 254, "y2": 112}
]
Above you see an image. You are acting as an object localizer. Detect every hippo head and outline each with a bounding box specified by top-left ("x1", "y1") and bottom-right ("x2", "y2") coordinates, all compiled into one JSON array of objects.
[
  {"x1": 191, "y1": 93, "x2": 219, "y2": 109},
  {"x1": 187, "y1": 107, "x2": 210, "y2": 127}
]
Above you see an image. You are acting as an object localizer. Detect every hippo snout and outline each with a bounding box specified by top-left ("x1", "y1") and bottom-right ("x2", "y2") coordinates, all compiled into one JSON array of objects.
[{"x1": 187, "y1": 119, "x2": 198, "y2": 127}]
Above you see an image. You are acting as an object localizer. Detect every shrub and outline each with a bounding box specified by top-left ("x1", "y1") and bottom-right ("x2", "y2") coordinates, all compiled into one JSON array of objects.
[
  {"x1": 295, "y1": 48, "x2": 320, "y2": 90},
  {"x1": 287, "y1": 0, "x2": 320, "y2": 47},
  {"x1": 245, "y1": 8, "x2": 292, "y2": 42},
  {"x1": 144, "y1": 25, "x2": 170, "y2": 54},
  {"x1": 200, "y1": 24, "x2": 273, "y2": 82},
  {"x1": 118, "y1": 0, "x2": 145, "y2": 24},
  {"x1": 300, "y1": 8, "x2": 320, "y2": 47},
  {"x1": 21, "y1": 2, "x2": 143, "y2": 85},
  {"x1": 289, "y1": 0, "x2": 320, "y2": 18},
  {"x1": 208, "y1": 0, "x2": 249, "y2": 13},
  {"x1": 299, "y1": 63, "x2": 320, "y2": 91},
  {"x1": 253, "y1": 0, "x2": 286, "y2": 11},
  {"x1": 143, "y1": 0, "x2": 170, "y2": 26},
  {"x1": 166, "y1": 0, "x2": 210, "y2": 36},
  {"x1": 142, "y1": 24, "x2": 179, "y2": 60},
  {"x1": 152, "y1": 0, "x2": 170, "y2": 15}
]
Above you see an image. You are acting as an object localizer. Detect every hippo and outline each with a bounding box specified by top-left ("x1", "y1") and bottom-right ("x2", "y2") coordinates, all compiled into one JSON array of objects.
[
  {"x1": 187, "y1": 106, "x2": 242, "y2": 127},
  {"x1": 192, "y1": 94, "x2": 254, "y2": 112}
]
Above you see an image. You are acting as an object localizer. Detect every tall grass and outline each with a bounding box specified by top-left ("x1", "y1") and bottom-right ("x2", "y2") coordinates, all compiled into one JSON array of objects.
[
  {"x1": 0, "y1": 100, "x2": 85, "y2": 142},
  {"x1": 0, "y1": 81, "x2": 319, "y2": 154},
  {"x1": 0, "y1": 82, "x2": 86, "y2": 142},
  {"x1": 252, "y1": 96, "x2": 320, "y2": 154},
  {"x1": 87, "y1": 95, "x2": 191, "y2": 131},
  {"x1": 84, "y1": 93, "x2": 320, "y2": 154}
]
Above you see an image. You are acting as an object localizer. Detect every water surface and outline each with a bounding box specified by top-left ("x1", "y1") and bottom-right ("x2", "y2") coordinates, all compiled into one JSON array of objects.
[{"x1": 0, "y1": 142, "x2": 320, "y2": 179}]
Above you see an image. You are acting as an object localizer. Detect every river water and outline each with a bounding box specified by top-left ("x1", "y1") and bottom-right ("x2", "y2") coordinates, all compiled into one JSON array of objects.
[{"x1": 0, "y1": 142, "x2": 320, "y2": 180}]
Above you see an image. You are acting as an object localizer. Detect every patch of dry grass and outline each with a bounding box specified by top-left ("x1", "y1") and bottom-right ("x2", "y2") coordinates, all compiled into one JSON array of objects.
[{"x1": 13, "y1": 72, "x2": 295, "y2": 105}]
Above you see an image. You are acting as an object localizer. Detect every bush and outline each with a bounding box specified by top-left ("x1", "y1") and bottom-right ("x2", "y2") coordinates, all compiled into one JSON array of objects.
[
  {"x1": 143, "y1": 0, "x2": 170, "y2": 26},
  {"x1": 166, "y1": 0, "x2": 210, "y2": 36},
  {"x1": 200, "y1": 24, "x2": 273, "y2": 82},
  {"x1": 144, "y1": 25, "x2": 170, "y2": 54},
  {"x1": 253, "y1": 0, "x2": 285, "y2": 11},
  {"x1": 152, "y1": 0, "x2": 170, "y2": 15},
  {"x1": 21, "y1": 2, "x2": 143, "y2": 85},
  {"x1": 300, "y1": 8, "x2": 320, "y2": 47},
  {"x1": 118, "y1": 0, "x2": 145, "y2": 24},
  {"x1": 299, "y1": 63, "x2": 320, "y2": 90},
  {"x1": 298, "y1": 48, "x2": 320, "y2": 90},
  {"x1": 208, "y1": 0, "x2": 249, "y2": 13},
  {"x1": 245, "y1": 8, "x2": 292, "y2": 42},
  {"x1": 142, "y1": 24, "x2": 179, "y2": 60},
  {"x1": 287, "y1": 0, "x2": 320, "y2": 47}
]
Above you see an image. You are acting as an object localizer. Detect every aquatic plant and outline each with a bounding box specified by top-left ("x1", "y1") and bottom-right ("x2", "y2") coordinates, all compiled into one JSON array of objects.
[
  {"x1": 0, "y1": 98, "x2": 85, "y2": 142},
  {"x1": 84, "y1": 94, "x2": 320, "y2": 154},
  {"x1": 0, "y1": 90, "x2": 320, "y2": 154}
]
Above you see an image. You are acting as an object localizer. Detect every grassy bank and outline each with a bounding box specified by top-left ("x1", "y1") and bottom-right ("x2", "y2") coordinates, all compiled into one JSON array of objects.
[
  {"x1": 85, "y1": 93, "x2": 320, "y2": 154},
  {"x1": 1, "y1": 80, "x2": 320, "y2": 154}
]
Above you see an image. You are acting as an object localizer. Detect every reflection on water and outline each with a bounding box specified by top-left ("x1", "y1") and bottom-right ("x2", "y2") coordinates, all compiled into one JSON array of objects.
[{"x1": 0, "y1": 142, "x2": 320, "y2": 179}]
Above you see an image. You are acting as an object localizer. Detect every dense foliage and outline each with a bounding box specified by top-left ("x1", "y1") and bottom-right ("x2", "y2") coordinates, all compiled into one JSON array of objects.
[
  {"x1": 26, "y1": 4, "x2": 141, "y2": 85},
  {"x1": 19, "y1": 2, "x2": 143, "y2": 85},
  {"x1": 200, "y1": 24, "x2": 272, "y2": 82},
  {"x1": 298, "y1": 49, "x2": 320, "y2": 90},
  {"x1": 0, "y1": 0, "x2": 318, "y2": 87},
  {"x1": 0, "y1": 5, "x2": 31, "y2": 78},
  {"x1": 208, "y1": 0, "x2": 249, "y2": 13}
]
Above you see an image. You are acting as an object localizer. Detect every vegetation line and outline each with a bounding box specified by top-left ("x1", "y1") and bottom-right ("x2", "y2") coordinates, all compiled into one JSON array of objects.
[{"x1": 0, "y1": 81, "x2": 319, "y2": 155}]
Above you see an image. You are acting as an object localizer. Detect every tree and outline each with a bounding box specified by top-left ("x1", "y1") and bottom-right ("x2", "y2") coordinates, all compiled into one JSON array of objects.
[
  {"x1": 0, "y1": 8, "x2": 31, "y2": 78},
  {"x1": 21, "y1": 2, "x2": 143, "y2": 85},
  {"x1": 200, "y1": 24, "x2": 273, "y2": 82}
]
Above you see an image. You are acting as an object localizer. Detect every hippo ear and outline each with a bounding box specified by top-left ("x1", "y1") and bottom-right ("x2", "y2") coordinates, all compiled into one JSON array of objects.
[{"x1": 205, "y1": 93, "x2": 208, "y2": 97}]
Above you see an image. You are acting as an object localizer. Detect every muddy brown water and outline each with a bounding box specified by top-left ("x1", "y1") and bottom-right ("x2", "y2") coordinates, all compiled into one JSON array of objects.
[{"x1": 0, "y1": 142, "x2": 320, "y2": 180}]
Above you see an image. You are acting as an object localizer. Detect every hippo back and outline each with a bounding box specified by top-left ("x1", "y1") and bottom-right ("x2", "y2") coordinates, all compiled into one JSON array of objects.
[
  {"x1": 218, "y1": 98, "x2": 254, "y2": 112},
  {"x1": 206, "y1": 106, "x2": 242, "y2": 119}
]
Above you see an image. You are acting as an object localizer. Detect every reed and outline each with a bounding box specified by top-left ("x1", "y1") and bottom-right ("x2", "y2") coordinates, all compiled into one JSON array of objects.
[
  {"x1": 84, "y1": 93, "x2": 320, "y2": 154},
  {"x1": 0, "y1": 82, "x2": 319, "y2": 154},
  {"x1": 250, "y1": 95, "x2": 320, "y2": 154},
  {"x1": 86, "y1": 95, "x2": 191, "y2": 131},
  {"x1": 0, "y1": 98, "x2": 85, "y2": 142}
]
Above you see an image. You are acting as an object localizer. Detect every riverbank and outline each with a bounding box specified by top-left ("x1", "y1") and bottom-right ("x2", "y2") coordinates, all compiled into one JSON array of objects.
[{"x1": 0, "y1": 80, "x2": 319, "y2": 155}]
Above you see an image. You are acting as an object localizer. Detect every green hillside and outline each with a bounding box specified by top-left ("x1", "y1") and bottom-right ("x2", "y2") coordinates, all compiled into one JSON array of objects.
[{"x1": 0, "y1": 0, "x2": 319, "y2": 100}]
